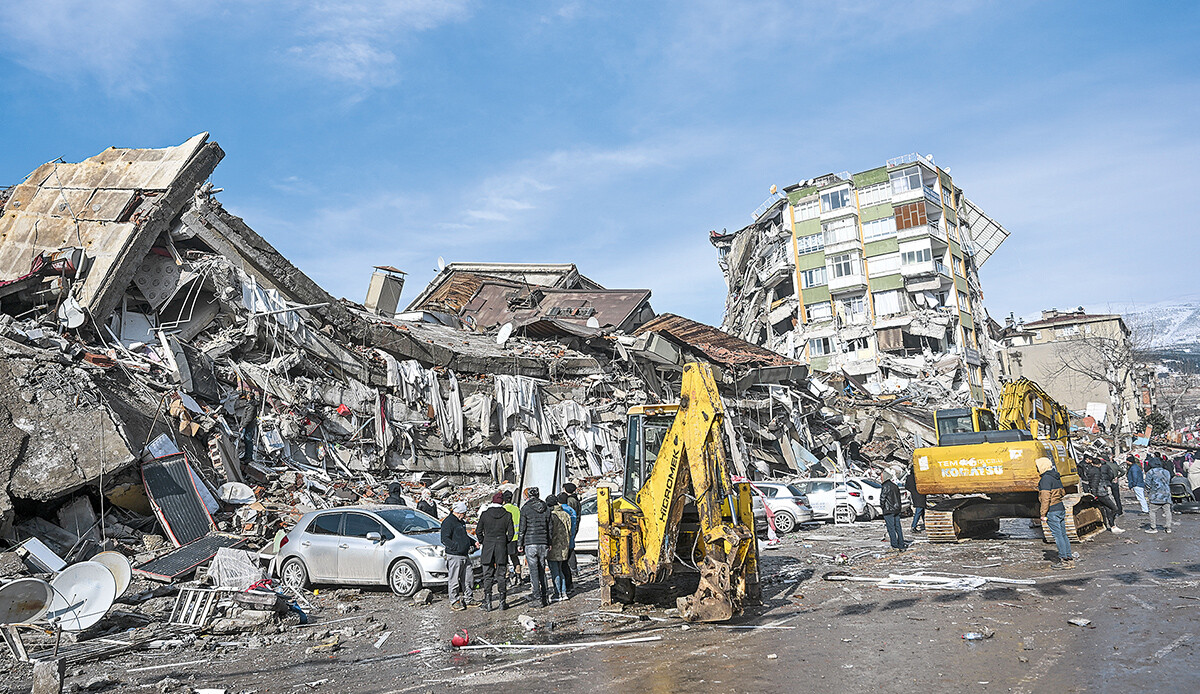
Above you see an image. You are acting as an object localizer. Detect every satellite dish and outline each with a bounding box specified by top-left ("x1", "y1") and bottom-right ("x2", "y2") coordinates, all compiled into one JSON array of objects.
[
  {"x1": 0, "y1": 578, "x2": 54, "y2": 624},
  {"x1": 57, "y1": 296, "x2": 85, "y2": 329},
  {"x1": 90, "y1": 551, "x2": 132, "y2": 598},
  {"x1": 496, "y1": 322, "x2": 513, "y2": 346},
  {"x1": 586, "y1": 317, "x2": 600, "y2": 329},
  {"x1": 46, "y1": 562, "x2": 116, "y2": 631},
  {"x1": 437, "y1": 256, "x2": 446, "y2": 271},
  {"x1": 217, "y1": 482, "x2": 256, "y2": 505}
]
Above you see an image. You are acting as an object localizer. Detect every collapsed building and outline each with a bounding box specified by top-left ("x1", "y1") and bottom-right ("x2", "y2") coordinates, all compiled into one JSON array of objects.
[
  {"x1": 0, "y1": 134, "x2": 921, "y2": 571},
  {"x1": 711, "y1": 153, "x2": 1012, "y2": 407}
]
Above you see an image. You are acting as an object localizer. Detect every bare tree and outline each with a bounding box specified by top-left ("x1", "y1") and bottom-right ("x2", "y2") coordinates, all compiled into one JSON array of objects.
[
  {"x1": 1161, "y1": 360, "x2": 1200, "y2": 433},
  {"x1": 1049, "y1": 318, "x2": 1156, "y2": 458}
]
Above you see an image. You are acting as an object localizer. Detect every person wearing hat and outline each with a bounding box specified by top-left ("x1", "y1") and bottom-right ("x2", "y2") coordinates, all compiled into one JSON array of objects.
[
  {"x1": 519, "y1": 487, "x2": 553, "y2": 608},
  {"x1": 1037, "y1": 457, "x2": 1074, "y2": 569},
  {"x1": 546, "y1": 494, "x2": 572, "y2": 601},
  {"x1": 561, "y1": 483, "x2": 582, "y2": 578},
  {"x1": 477, "y1": 492, "x2": 515, "y2": 611},
  {"x1": 441, "y1": 501, "x2": 479, "y2": 610},
  {"x1": 879, "y1": 470, "x2": 906, "y2": 550}
]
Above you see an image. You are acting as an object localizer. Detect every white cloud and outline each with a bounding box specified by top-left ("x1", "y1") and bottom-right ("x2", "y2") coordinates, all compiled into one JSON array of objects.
[{"x1": 282, "y1": 0, "x2": 471, "y2": 87}]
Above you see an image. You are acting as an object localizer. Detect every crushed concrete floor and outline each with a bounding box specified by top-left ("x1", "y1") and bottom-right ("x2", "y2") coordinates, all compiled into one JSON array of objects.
[{"x1": 4, "y1": 496, "x2": 1197, "y2": 693}]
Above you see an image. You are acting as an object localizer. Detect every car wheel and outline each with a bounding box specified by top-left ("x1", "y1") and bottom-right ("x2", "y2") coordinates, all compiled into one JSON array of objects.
[
  {"x1": 280, "y1": 558, "x2": 309, "y2": 591},
  {"x1": 389, "y1": 558, "x2": 422, "y2": 597},
  {"x1": 834, "y1": 505, "x2": 856, "y2": 524},
  {"x1": 773, "y1": 511, "x2": 796, "y2": 534},
  {"x1": 862, "y1": 505, "x2": 877, "y2": 521}
]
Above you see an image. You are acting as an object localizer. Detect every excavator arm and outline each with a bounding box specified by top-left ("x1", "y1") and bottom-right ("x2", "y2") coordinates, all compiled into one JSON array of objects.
[{"x1": 597, "y1": 363, "x2": 760, "y2": 622}]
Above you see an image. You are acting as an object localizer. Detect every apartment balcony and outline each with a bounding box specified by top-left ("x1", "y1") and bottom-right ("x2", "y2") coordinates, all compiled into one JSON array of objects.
[
  {"x1": 828, "y1": 273, "x2": 868, "y2": 292},
  {"x1": 819, "y1": 206, "x2": 857, "y2": 222},
  {"x1": 936, "y1": 261, "x2": 951, "y2": 279},
  {"x1": 922, "y1": 186, "x2": 943, "y2": 206},
  {"x1": 900, "y1": 260, "x2": 936, "y2": 277},
  {"x1": 824, "y1": 236, "x2": 861, "y2": 255}
]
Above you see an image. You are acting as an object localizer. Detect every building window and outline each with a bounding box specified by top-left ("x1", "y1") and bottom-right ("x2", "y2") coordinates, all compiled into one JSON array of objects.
[
  {"x1": 862, "y1": 216, "x2": 897, "y2": 240},
  {"x1": 829, "y1": 253, "x2": 860, "y2": 278},
  {"x1": 822, "y1": 217, "x2": 857, "y2": 245},
  {"x1": 806, "y1": 301, "x2": 832, "y2": 320},
  {"x1": 842, "y1": 294, "x2": 866, "y2": 318},
  {"x1": 808, "y1": 337, "x2": 832, "y2": 356},
  {"x1": 970, "y1": 366, "x2": 982, "y2": 387},
  {"x1": 952, "y1": 257, "x2": 964, "y2": 276},
  {"x1": 873, "y1": 289, "x2": 903, "y2": 316},
  {"x1": 901, "y1": 247, "x2": 932, "y2": 264},
  {"x1": 857, "y1": 182, "x2": 890, "y2": 207},
  {"x1": 957, "y1": 290, "x2": 969, "y2": 308},
  {"x1": 945, "y1": 221, "x2": 959, "y2": 242},
  {"x1": 820, "y1": 188, "x2": 851, "y2": 213},
  {"x1": 844, "y1": 336, "x2": 869, "y2": 352},
  {"x1": 793, "y1": 198, "x2": 819, "y2": 222},
  {"x1": 866, "y1": 254, "x2": 901, "y2": 276},
  {"x1": 1060, "y1": 325, "x2": 1080, "y2": 337},
  {"x1": 889, "y1": 166, "x2": 922, "y2": 195},
  {"x1": 796, "y1": 233, "x2": 824, "y2": 255},
  {"x1": 800, "y1": 267, "x2": 827, "y2": 288}
]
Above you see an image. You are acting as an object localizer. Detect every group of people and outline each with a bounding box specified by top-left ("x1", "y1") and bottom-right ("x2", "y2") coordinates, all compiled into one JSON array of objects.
[
  {"x1": 438, "y1": 483, "x2": 582, "y2": 612},
  {"x1": 1123, "y1": 450, "x2": 1199, "y2": 534}
]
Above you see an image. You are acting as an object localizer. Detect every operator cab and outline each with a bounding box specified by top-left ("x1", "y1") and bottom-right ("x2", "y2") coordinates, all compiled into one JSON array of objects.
[
  {"x1": 935, "y1": 406, "x2": 1029, "y2": 446},
  {"x1": 623, "y1": 404, "x2": 676, "y2": 495}
]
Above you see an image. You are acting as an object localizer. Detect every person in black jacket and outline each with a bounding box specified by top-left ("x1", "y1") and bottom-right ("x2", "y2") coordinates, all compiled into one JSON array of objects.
[
  {"x1": 476, "y1": 492, "x2": 515, "y2": 611},
  {"x1": 440, "y1": 502, "x2": 479, "y2": 610},
  {"x1": 416, "y1": 490, "x2": 438, "y2": 518},
  {"x1": 384, "y1": 482, "x2": 407, "y2": 506},
  {"x1": 880, "y1": 470, "x2": 906, "y2": 550},
  {"x1": 904, "y1": 466, "x2": 926, "y2": 532},
  {"x1": 519, "y1": 487, "x2": 553, "y2": 607},
  {"x1": 1082, "y1": 455, "x2": 1124, "y2": 533}
]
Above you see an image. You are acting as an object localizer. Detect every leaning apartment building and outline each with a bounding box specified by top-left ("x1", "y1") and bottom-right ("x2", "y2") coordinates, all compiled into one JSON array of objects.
[{"x1": 711, "y1": 153, "x2": 1010, "y2": 405}]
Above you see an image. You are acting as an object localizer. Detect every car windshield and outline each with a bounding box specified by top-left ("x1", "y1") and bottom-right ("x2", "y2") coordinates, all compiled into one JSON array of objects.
[
  {"x1": 376, "y1": 508, "x2": 440, "y2": 534},
  {"x1": 859, "y1": 479, "x2": 882, "y2": 488}
]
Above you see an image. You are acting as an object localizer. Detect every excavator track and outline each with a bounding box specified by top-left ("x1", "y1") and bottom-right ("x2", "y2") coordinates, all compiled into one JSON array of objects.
[
  {"x1": 1039, "y1": 495, "x2": 1105, "y2": 543},
  {"x1": 925, "y1": 509, "x2": 1003, "y2": 542}
]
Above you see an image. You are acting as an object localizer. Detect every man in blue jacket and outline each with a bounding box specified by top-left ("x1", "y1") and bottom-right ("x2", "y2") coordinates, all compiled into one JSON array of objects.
[
  {"x1": 1145, "y1": 459, "x2": 1173, "y2": 534},
  {"x1": 1126, "y1": 455, "x2": 1148, "y2": 514}
]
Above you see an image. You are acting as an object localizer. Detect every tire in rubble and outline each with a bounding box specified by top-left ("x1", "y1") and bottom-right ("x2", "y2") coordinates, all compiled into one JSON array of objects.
[
  {"x1": 773, "y1": 510, "x2": 796, "y2": 534},
  {"x1": 389, "y1": 558, "x2": 422, "y2": 597},
  {"x1": 281, "y1": 558, "x2": 309, "y2": 591},
  {"x1": 833, "y1": 505, "x2": 856, "y2": 525}
]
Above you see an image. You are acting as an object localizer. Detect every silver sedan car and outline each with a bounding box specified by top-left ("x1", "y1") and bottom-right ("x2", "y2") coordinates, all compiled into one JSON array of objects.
[{"x1": 277, "y1": 505, "x2": 465, "y2": 598}]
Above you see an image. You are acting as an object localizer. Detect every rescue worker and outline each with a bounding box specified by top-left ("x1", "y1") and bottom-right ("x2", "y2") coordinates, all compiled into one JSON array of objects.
[
  {"x1": 1126, "y1": 454, "x2": 1148, "y2": 514},
  {"x1": 1082, "y1": 455, "x2": 1124, "y2": 533},
  {"x1": 1037, "y1": 457, "x2": 1074, "y2": 570},
  {"x1": 476, "y1": 492, "x2": 514, "y2": 611},
  {"x1": 1145, "y1": 459, "x2": 1173, "y2": 534},
  {"x1": 502, "y1": 490, "x2": 522, "y2": 585}
]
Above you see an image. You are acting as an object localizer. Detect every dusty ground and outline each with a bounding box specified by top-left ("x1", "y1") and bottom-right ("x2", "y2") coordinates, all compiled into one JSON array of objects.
[{"x1": 6, "y1": 495, "x2": 1199, "y2": 693}]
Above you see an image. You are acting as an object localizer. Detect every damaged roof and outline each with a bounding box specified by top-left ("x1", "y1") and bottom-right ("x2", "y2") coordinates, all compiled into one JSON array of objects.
[
  {"x1": 0, "y1": 134, "x2": 223, "y2": 321},
  {"x1": 636, "y1": 313, "x2": 796, "y2": 368}
]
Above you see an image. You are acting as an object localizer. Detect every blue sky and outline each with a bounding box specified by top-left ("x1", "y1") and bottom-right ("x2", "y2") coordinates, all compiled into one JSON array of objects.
[{"x1": 2, "y1": 1, "x2": 1197, "y2": 327}]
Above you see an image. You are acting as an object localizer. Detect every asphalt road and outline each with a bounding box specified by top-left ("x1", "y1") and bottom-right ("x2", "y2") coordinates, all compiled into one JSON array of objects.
[{"x1": 7, "y1": 503, "x2": 1198, "y2": 693}]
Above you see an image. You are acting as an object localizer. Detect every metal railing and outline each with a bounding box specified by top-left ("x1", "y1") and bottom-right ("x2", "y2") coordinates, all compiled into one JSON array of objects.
[{"x1": 887, "y1": 152, "x2": 936, "y2": 168}]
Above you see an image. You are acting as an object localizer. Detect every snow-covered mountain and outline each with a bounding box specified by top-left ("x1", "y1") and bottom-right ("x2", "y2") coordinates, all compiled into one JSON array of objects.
[{"x1": 1092, "y1": 295, "x2": 1200, "y2": 350}]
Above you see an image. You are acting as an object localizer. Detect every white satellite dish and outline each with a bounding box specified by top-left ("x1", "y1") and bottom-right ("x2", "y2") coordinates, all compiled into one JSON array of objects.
[
  {"x1": 586, "y1": 317, "x2": 600, "y2": 329},
  {"x1": 57, "y1": 295, "x2": 85, "y2": 329},
  {"x1": 437, "y1": 256, "x2": 446, "y2": 271},
  {"x1": 496, "y1": 322, "x2": 514, "y2": 346},
  {"x1": 0, "y1": 578, "x2": 54, "y2": 624},
  {"x1": 91, "y1": 551, "x2": 132, "y2": 598},
  {"x1": 217, "y1": 482, "x2": 256, "y2": 505},
  {"x1": 46, "y1": 562, "x2": 116, "y2": 631}
]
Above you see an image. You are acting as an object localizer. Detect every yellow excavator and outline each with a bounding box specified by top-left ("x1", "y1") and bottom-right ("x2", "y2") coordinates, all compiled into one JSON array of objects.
[
  {"x1": 912, "y1": 377, "x2": 1104, "y2": 543},
  {"x1": 597, "y1": 363, "x2": 760, "y2": 622}
]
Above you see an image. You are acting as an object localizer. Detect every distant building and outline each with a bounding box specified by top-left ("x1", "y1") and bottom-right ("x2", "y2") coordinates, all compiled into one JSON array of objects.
[
  {"x1": 711, "y1": 153, "x2": 1010, "y2": 404},
  {"x1": 997, "y1": 308, "x2": 1148, "y2": 429}
]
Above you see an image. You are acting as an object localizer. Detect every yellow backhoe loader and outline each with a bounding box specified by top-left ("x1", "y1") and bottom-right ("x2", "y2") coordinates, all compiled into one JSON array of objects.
[
  {"x1": 912, "y1": 377, "x2": 1104, "y2": 543},
  {"x1": 597, "y1": 363, "x2": 760, "y2": 622}
]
